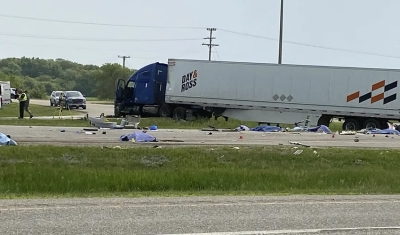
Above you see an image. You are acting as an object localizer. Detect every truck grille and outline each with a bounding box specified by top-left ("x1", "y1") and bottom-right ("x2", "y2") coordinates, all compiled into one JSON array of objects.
[{"x1": 72, "y1": 99, "x2": 83, "y2": 103}]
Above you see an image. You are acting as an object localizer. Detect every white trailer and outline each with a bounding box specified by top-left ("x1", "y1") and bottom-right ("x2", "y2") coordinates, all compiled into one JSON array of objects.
[
  {"x1": 0, "y1": 81, "x2": 11, "y2": 105},
  {"x1": 165, "y1": 59, "x2": 400, "y2": 130}
]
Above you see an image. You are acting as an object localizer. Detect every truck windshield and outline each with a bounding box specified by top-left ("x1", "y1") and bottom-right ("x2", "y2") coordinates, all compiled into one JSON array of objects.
[
  {"x1": 127, "y1": 82, "x2": 135, "y2": 88},
  {"x1": 66, "y1": 91, "x2": 82, "y2": 97}
]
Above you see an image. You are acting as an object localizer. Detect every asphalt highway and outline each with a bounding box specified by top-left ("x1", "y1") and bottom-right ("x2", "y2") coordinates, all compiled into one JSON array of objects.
[
  {"x1": 29, "y1": 99, "x2": 114, "y2": 117},
  {"x1": 1, "y1": 195, "x2": 400, "y2": 235},
  {"x1": 3, "y1": 101, "x2": 400, "y2": 235},
  {"x1": 2, "y1": 124, "x2": 400, "y2": 148}
]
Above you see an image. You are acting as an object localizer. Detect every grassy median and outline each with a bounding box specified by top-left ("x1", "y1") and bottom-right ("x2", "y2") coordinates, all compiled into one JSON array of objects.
[
  {"x1": 0, "y1": 145, "x2": 399, "y2": 198},
  {"x1": 0, "y1": 116, "x2": 343, "y2": 131},
  {"x1": 0, "y1": 102, "x2": 81, "y2": 117}
]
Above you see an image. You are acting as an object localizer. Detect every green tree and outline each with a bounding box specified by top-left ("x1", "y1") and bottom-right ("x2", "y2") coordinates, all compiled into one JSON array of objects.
[
  {"x1": 95, "y1": 63, "x2": 133, "y2": 100},
  {"x1": 0, "y1": 57, "x2": 138, "y2": 99}
]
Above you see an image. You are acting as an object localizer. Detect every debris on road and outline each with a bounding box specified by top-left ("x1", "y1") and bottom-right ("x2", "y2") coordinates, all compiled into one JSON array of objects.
[
  {"x1": 293, "y1": 149, "x2": 303, "y2": 155},
  {"x1": 120, "y1": 131, "x2": 157, "y2": 143},
  {"x1": 0, "y1": 133, "x2": 17, "y2": 146},
  {"x1": 87, "y1": 113, "x2": 140, "y2": 129},
  {"x1": 288, "y1": 141, "x2": 311, "y2": 148},
  {"x1": 339, "y1": 131, "x2": 356, "y2": 135},
  {"x1": 83, "y1": 128, "x2": 98, "y2": 132}
]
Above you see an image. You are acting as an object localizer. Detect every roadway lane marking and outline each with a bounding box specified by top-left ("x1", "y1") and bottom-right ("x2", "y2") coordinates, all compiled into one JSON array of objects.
[
  {"x1": 159, "y1": 226, "x2": 400, "y2": 234},
  {"x1": 1, "y1": 199, "x2": 400, "y2": 211}
]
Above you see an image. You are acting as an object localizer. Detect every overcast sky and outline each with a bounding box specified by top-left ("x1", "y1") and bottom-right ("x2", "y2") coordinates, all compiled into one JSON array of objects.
[{"x1": 1, "y1": 0, "x2": 399, "y2": 70}]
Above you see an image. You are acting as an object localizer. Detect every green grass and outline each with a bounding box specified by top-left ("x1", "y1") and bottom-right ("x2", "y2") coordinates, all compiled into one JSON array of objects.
[
  {"x1": 0, "y1": 102, "x2": 81, "y2": 117},
  {"x1": 0, "y1": 145, "x2": 399, "y2": 198},
  {"x1": 0, "y1": 118, "x2": 90, "y2": 127},
  {"x1": 90, "y1": 101, "x2": 113, "y2": 105},
  {"x1": 84, "y1": 96, "x2": 112, "y2": 102},
  {"x1": 0, "y1": 115, "x2": 344, "y2": 131}
]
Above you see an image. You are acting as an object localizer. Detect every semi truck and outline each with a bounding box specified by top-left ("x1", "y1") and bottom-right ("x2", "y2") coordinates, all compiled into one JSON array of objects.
[{"x1": 114, "y1": 59, "x2": 400, "y2": 130}]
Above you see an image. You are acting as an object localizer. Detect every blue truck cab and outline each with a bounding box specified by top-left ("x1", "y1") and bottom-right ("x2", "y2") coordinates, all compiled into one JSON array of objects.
[
  {"x1": 114, "y1": 61, "x2": 214, "y2": 120},
  {"x1": 114, "y1": 62, "x2": 168, "y2": 117}
]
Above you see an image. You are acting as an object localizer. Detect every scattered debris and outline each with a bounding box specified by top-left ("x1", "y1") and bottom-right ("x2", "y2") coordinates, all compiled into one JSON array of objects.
[
  {"x1": 101, "y1": 146, "x2": 128, "y2": 149},
  {"x1": 140, "y1": 155, "x2": 169, "y2": 167},
  {"x1": 120, "y1": 131, "x2": 157, "y2": 142},
  {"x1": 87, "y1": 113, "x2": 140, "y2": 129},
  {"x1": 202, "y1": 128, "x2": 237, "y2": 132},
  {"x1": 0, "y1": 133, "x2": 17, "y2": 146},
  {"x1": 293, "y1": 149, "x2": 303, "y2": 155},
  {"x1": 83, "y1": 128, "x2": 98, "y2": 132},
  {"x1": 288, "y1": 141, "x2": 311, "y2": 148},
  {"x1": 158, "y1": 139, "x2": 185, "y2": 142},
  {"x1": 59, "y1": 154, "x2": 83, "y2": 164},
  {"x1": 339, "y1": 131, "x2": 356, "y2": 135}
]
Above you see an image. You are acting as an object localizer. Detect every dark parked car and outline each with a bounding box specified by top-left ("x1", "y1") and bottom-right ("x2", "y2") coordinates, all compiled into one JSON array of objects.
[{"x1": 63, "y1": 91, "x2": 86, "y2": 109}]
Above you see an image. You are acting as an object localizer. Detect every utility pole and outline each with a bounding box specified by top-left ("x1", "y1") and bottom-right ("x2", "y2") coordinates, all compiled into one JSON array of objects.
[
  {"x1": 118, "y1": 55, "x2": 130, "y2": 68},
  {"x1": 202, "y1": 28, "x2": 219, "y2": 61},
  {"x1": 278, "y1": 0, "x2": 284, "y2": 64}
]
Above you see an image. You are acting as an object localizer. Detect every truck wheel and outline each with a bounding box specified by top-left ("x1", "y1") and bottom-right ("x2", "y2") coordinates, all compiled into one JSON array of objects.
[
  {"x1": 363, "y1": 119, "x2": 380, "y2": 129},
  {"x1": 158, "y1": 104, "x2": 172, "y2": 117},
  {"x1": 342, "y1": 119, "x2": 360, "y2": 131},
  {"x1": 173, "y1": 107, "x2": 186, "y2": 120}
]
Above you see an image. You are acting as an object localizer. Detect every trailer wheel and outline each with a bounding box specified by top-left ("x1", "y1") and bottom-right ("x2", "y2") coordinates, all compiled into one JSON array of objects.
[
  {"x1": 158, "y1": 104, "x2": 172, "y2": 118},
  {"x1": 363, "y1": 119, "x2": 380, "y2": 129},
  {"x1": 173, "y1": 107, "x2": 186, "y2": 120},
  {"x1": 342, "y1": 119, "x2": 360, "y2": 131}
]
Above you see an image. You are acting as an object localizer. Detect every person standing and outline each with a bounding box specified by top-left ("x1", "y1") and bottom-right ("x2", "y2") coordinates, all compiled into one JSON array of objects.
[
  {"x1": 24, "y1": 90, "x2": 33, "y2": 119},
  {"x1": 16, "y1": 89, "x2": 27, "y2": 119}
]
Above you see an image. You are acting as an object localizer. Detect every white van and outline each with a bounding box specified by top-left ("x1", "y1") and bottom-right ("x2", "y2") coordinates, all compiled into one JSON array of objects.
[{"x1": 0, "y1": 81, "x2": 11, "y2": 105}]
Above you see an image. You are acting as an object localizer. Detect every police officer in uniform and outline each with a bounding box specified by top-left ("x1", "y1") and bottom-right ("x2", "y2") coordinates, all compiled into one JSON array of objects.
[
  {"x1": 24, "y1": 90, "x2": 33, "y2": 118},
  {"x1": 17, "y1": 89, "x2": 28, "y2": 119}
]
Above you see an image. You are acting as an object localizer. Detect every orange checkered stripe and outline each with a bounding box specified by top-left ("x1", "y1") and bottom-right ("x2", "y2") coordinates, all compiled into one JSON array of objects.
[{"x1": 347, "y1": 80, "x2": 397, "y2": 104}]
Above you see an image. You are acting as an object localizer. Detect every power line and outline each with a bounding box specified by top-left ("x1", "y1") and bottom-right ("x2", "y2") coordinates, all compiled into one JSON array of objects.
[
  {"x1": 2, "y1": 13, "x2": 400, "y2": 60},
  {"x1": 118, "y1": 55, "x2": 130, "y2": 68},
  {"x1": 0, "y1": 41, "x2": 205, "y2": 58},
  {"x1": 0, "y1": 32, "x2": 203, "y2": 42},
  {"x1": 0, "y1": 14, "x2": 204, "y2": 29},
  {"x1": 218, "y1": 29, "x2": 400, "y2": 59},
  {"x1": 202, "y1": 28, "x2": 219, "y2": 61}
]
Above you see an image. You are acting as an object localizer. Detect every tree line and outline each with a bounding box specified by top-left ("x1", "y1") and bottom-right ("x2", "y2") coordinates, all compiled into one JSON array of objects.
[{"x1": 0, "y1": 57, "x2": 136, "y2": 99}]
